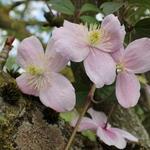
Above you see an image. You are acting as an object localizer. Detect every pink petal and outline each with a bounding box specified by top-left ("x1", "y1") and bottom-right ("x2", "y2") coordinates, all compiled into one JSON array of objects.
[
  {"x1": 45, "y1": 39, "x2": 69, "y2": 72},
  {"x1": 97, "y1": 127, "x2": 126, "y2": 149},
  {"x1": 116, "y1": 71, "x2": 140, "y2": 108},
  {"x1": 17, "y1": 36, "x2": 44, "y2": 68},
  {"x1": 88, "y1": 108, "x2": 107, "y2": 126},
  {"x1": 52, "y1": 21, "x2": 89, "y2": 62},
  {"x1": 97, "y1": 14, "x2": 125, "y2": 52},
  {"x1": 71, "y1": 116, "x2": 98, "y2": 132},
  {"x1": 111, "y1": 47, "x2": 124, "y2": 63},
  {"x1": 112, "y1": 128, "x2": 138, "y2": 142},
  {"x1": 123, "y1": 38, "x2": 150, "y2": 73},
  {"x1": 16, "y1": 73, "x2": 39, "y2": 96},
  {"x1": 39, "y1": 72, "x2": 76, "y2": 112},
  {"x1": 64, "y1": 20, "x2": 88, "y2": 33},
  {"x1": 84, "y1": 49, "x2": 116, "y2": 88}
]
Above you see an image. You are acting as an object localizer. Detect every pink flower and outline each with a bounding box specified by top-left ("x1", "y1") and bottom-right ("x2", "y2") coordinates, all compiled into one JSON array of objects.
[
  {"x1": 16, "y1": 36, "x2": 76, "y2": 112},
  {"x1": 112, "y1": 38, "x2": 150, "y2": 108},
  {"x1": 52, "y1": 14, "x2": 125, "y2": 88},
  {"x1": 71, "y1": 108, "x2": 138, "y2": 149}
]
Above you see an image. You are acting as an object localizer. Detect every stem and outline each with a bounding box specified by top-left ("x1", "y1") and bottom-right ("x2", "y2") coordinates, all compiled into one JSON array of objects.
[
  {"x1": 104, "y1": 104, "x2": 116, "y2": 129},
  {"x1": 44, "y1": 0, "x2": 54, "y2": 16},
  {"x1": 144, "y1": 85, "x2": 150, "y2": 109},
  {"x1": 0, "y1": 36, "x2": 15, "y2": 70},
  {"x1": 64, "y1": 84, "x2": 96, "y2": 150}
]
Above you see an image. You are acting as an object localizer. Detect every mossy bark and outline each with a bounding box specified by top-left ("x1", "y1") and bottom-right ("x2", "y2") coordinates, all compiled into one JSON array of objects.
[{"x1": 0, "y1": 71, "x2": 150, "y2": 150}]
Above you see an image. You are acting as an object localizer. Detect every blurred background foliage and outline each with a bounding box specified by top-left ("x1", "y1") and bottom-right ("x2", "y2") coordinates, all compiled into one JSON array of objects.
[{"x1": 0, "y1": 0, "x2": 150, "y2": 146}]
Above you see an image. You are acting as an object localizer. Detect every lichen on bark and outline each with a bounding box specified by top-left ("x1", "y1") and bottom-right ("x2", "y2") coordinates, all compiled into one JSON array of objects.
[
  {"x1": 0, "y1": 70, "x2": 150, "y2": 150},
  {"x1": 15, "y1": 110, "x2": 65, "y2": 150}
]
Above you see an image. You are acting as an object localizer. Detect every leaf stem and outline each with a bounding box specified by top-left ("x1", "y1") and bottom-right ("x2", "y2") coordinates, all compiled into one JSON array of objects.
[
  {"x1": 104, "y1": 104, "x2": 116, "y2": 129},
  {"x1": 64, "y1": 84, "x2": 96, "y2": 150}
]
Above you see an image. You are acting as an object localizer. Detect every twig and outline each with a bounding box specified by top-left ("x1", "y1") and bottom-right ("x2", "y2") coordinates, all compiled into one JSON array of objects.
[
  {"x1": 64, "y1": 84, "x2": 96, "y2": 150},
  {"x1": 104, "y1": 104, "x2": 116, "y2": 129},
  {"x1": 11, "y1": 1, "x2": 25, "y2": 10},
  {"x1": 20, "y1": 0, "x2": 30, "y2": 18},
  {"x1": 92, "y1": 87, "x2": 115, "y2": 104},
  {"x1": 144, "y1": 85, "x2": 150, "y2": 109},
  {"x1": 0, "y1": 36, "x2": 15, "y2": 70},
  {"x1": 91, "y1": 98, "x2": 103, "y2": 104},
  {"x1": 44, "y1": 0, "x2": 54, "y2": 16}
]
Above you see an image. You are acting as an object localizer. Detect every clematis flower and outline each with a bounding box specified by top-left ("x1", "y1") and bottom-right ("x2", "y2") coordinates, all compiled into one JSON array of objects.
[
  {"x1": 16, "y1": 36, "x2": 76, "y2": 112},
  {"x1": 52, "y1": 14, "x2": 125, "y2": 88},
  {"x1": 112, "y1": 38, "x2": 150, "y2": 108},
  {"x1": 71, "y1": 108, "x2": 138, "y2": 149}
]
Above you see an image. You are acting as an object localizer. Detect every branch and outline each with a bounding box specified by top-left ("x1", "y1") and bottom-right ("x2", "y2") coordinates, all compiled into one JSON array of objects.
[
  {"x1": 64, "y1": 84, "x2": 96, "y2": 150},
  {"x1": 0, "y1": 36, "x2": 15, "y2": 70}
]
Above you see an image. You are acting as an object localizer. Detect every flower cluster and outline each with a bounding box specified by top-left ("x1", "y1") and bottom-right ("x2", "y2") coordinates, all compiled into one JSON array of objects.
[
  {"x1": 52, "y1": 14, "x2": 150, "y2": 108},
  {"x1": 16, "y1": 14, "x2": 150, "y2": 148}
]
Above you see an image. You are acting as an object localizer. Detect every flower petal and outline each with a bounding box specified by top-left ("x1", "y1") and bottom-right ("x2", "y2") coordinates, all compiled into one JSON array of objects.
[
  {"x1": 98, "y1": 14, "x2": 125, "y2": 52},
  {"x1": 45, "y1": 39, "x2": 69, "y2": 72},
  {"x1": 124, "y1": 38, "x2": 150, "y2": 73},
  {"x1": 97, "y1": 127, "x2": 126, "y2": 149},
  {"x1": 112, "y1": 128, "x2": 138, "y2": 142},
  {"x1": 17, "y1": 36, "x2": 44, "y2": 68},
  {"x1": 16, "y1": 73, "x2": 39, "y2": 96},
  {"x1": 64, "y1": 20, "x2": 88, "y2": 33},
  {"x1": 88, "y1": 108, "x2": 107, "y2": 126},
  {"x1": 39, "y1": 72, "x2": 76, "y2": 112},
  {"x1": 84, "y1": 49, "x2": 116, "y2": 88},
  {"x1": 111, "y1": 47, "x2": 124, "y2": 63},
  {"x1": 52, "y1": 21, "x2": 89, "y2": 62},
  {"x1": 71, "y1": 116, "x2": 98, "y2": 132},
  {"x1": 116, "y1": 71, "x2": 140, "y2": 108}
]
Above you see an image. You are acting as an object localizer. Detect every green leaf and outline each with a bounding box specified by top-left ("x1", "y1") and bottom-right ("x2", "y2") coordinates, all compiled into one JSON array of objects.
[
  {"x1": 80, "y1": 3, "x2": 99, "y2": 13},
  {"x1": 95, "y1": 84, "x2": 115, "y2": 100},
  {"x1": 137, "y1": 75, "x2": 148, "y2": 85},
  {"x1": 80, "y1": 15, "x2": 98, "y2": 24},
  {"x1": 81, "y1": 130, "x2": 96, "y2": 141},
  {"x1": 50, "y1": 0, "x2": 75, "y2": 15},
  {"x1": 100, "y1": 2, "x2": 123, "y2": 15},
  {"x1": 76, "y1": 91, "x2": 88, "y2": 107},
  {"x1": 134, "y1": 18, "x2": 150, "y2": 38},
  {"x1": 5, "y1": 56, "x2": 19, "y2": 71},
  {"x1": 60, "y1": 109, "x2": 78, "y2": 122},
  {"x1": 128, "y1": 0, "x2": 150, "y2": 8}
]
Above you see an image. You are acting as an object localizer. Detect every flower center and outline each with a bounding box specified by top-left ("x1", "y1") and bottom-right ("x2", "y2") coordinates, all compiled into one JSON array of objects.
[
  {"x1": 26, "y1": 65, "x2": 44, "y2": 76},
  {"x1": 88, "y1": 24, "x2": 102, "y2": 46},
  {"x1": 26, "y1": 65, "x2": 48, "y2": 90},
  {"x1": 116, "y1": 63, "x2": 124, "y2": 73},
  {"x1": 88, "y1": 31, "x2": 102, "y2": 45},
  {"x1": 28, "y1": 75, "x2": 49, "y2": 91},
  {"x1": 26, "y1": 68, "x2": 51, "y2": 91}
]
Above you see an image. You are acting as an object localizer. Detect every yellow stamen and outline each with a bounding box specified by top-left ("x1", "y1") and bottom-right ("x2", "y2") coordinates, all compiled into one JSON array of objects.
[
  {"x1": 116, "y1": 63, "x2": 124, "y2": 73},
  {"x1": 88, "y1": 31, "x2": 102, "y2": 45},
  {"x1": 26, "y1": 65, "x2": 43, "y2": 76},
  {"x1": 88, "y1": 24, "x2": 102, "y2": 46}
]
